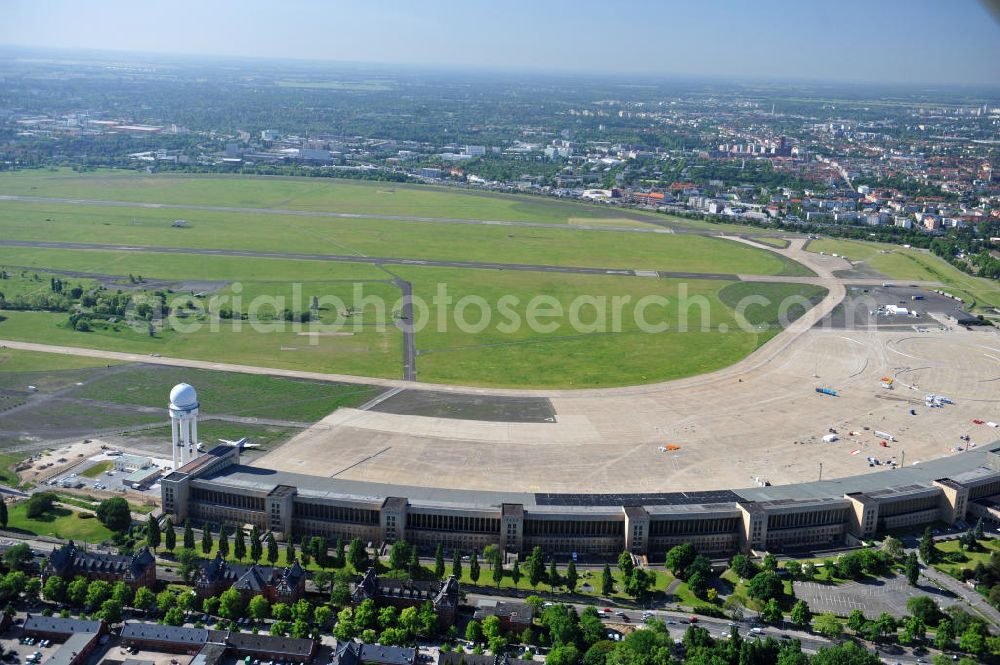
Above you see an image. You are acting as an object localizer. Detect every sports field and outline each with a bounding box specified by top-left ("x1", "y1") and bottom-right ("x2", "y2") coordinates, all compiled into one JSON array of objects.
[{"x1": 0, "y1": 170, "x2": 824, "y2": 387}]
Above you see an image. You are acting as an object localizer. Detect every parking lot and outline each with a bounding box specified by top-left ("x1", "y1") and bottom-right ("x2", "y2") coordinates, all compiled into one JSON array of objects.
[
  {"x1": 793, "y1": 574, "x2": 959, "y2": 618},
  {"x1": 44, "y1": 453, "x2": 170, "y2": 499},
  {"x1": 821, "y1": 284, "x2": 973, "y2": 330}
]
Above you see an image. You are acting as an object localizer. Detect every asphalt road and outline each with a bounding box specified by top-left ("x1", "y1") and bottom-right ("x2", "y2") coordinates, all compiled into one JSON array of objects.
[
  {"x1": 464, "y1": 591, "x2": 929, "y2": 663},
  {"x1": 393, "y1": 276, "x2": 417, "y2": 381},
  {"x1": 0, "y1": 194, "x2": 680, "y2": 235},
  {"x1": 0, "y1": 239, "x2": 743, "y2": 281}
]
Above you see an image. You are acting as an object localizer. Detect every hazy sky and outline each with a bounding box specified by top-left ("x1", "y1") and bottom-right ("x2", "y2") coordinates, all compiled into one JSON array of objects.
[{"x1": 3, "y1": 0, "x2": 1000, "y2": 86}]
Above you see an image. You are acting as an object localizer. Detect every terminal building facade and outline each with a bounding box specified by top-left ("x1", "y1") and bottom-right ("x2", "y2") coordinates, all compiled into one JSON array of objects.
[{"x1": 161, "y1": 440, "x2": 1000, "y2": 559}]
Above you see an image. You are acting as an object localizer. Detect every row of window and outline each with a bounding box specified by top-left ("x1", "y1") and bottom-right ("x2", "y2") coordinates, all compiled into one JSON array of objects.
[
  {"x1": 407, "y1": 512, "x2": 500, "y2": 534},
  {"x1": 768, "y1": 508, "x2": 849, "y2": 530},
  {"x1": 524, "y1": 520, "x2": 625, "y2": 537},
  {"x1": 293, "y1": 501, "x2": 380, "y2": 525},
  {"x1": 878, "y1": 495, "x2": 939, "y2": 518},
  {"x1": 190, "y1": 488, "x2": 265, "y2": 512},
  {"x1": 648, "y1": 517, "x2": 740, "y2": 537}
]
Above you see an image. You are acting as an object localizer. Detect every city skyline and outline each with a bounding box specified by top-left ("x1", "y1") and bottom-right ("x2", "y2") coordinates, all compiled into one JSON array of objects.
[{"x1": 2, "y1": 0, "x2": 1000, "y2": 87}]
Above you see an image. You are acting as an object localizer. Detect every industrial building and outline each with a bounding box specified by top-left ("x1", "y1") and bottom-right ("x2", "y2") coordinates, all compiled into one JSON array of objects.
[
  {"x1": 161, "y1": 439, "x2": 1000, "y2": 558},
  {"x1": 158, "y1": 382, "x2": 1000, "y2": 559}
]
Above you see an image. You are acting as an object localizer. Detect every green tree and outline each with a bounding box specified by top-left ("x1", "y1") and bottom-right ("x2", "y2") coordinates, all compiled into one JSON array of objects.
[
  {"x1": 0, "y1": 500, "x2": 7, "y2": 529},
  {"x1": 665, "y1": 543, "x2": 697, "y2": 579},
  {"x1": 906, "y1": 595, "x2": 941, "y2": 625},
  {"x1": 876, "y1": 613, "x2": 897, "y2": 642},
  {"x1": 2, "y1": 543, "x2": 33, "y2": 571},
  {"x1": 155, "y1": 590, "x2": 176, "y2": 613},
  {"x1": 248, "y1": 595, "x2": 270, "y2": 621},
  {"x1": 785, "y1": 559, "x2": 802, "y2": 579},
  {"x1": 958, "y1": 623, "x2": 987, "y2": 656},
  {"x1": 935, "y1": 618, "x2": 955, "y2": 651},
  {"x1": 601, "y1": 563, "x2": 613, "y2": 596},
  {"x1": 249, "y1": 525, "x2": 262, "y2": 562},
  {"x1": 299, "y1": 536, "x2": 310, "y2": 566},
  {"x1": 546, "y1": 646, "x2": 581, "y2": 665},
  {"x1": 905, "y1": 551, "x2": 920, "y2": 586},
  {"x1": 310, "y1": 536, "x2": 327, "y2": 567},
  {"x1": 202, "y1": 596, "x2": 221, "y2": 616},
  {"x1": 400, "y1": 605, "x2": 421, "y2": 637},
  {"x1": 266, "y1": 532, "x2": 278, "y2": 565},
  {"x1": 234, "y1": 527, "x2": 246, "y2": 560},
  {"x1": 919, "y1": 527, "x2": 938, "y2": 564},
  {"x1": 617, "y1": 550, "x2": 635, "y2": 578},
  {"x1": 470, "y1": 552, "x2": 481, "y2": 584},
  {"x1": 218, "y1": 587, "x2": 244, "y2": 620},
  {"x1": 548, "y1": 559, "x2": 559, "y2": 591},
  {"x1": 333, "y1": 537, "x2": 344, "y2": 568},
  {"x1": 145, "y1": 514, "x2": 161, "y2": 551},
  {"x1": 389, "y1": 540, "x2": 412, "y2": 570},
  {"x1": 176, "y1": 547, "x2": 201, "y2": 583},
  {"x1": 882, "y1": 536, "x2": 904, "y2": 560},
  {"x1": 164, "y1": 607, "x2": 185, "y2": 627},
  {"x1": 98, "y1": 598, "x2": 122, "y2": 624},
  {"x1": 434, "y1": 544, "x2": 445, "y2": 579},
  {"x1": 511, "y1": 559, "x2": 522, "y2": 587},
  {"x1": 24, "y1": 493, "x2": 56, "y2": 519},
  {"x1": 492, "y1": 556, "x2": 504, "y2": 588},
  {"x1": 95, "y1": 497, "x2": 131, "y2": 532},
  {"x1": 526, "y1": 547, "x2": 546, "y2": 589},
  {"x1": 730, "y1": 553, "x2": 758, "y2": 580},
  {"x1": 217, "y1": 523, "x2": 229, "y2": 558},
  {"x1": 761, "y1": 597, "x2": 783, "y2": 624},
  {"x1": 201, "y1": 523, "x2": 214, "y2": 554},
  {"x1": 900, "y1": 615, "x2": 926, "y2": 645},
  {"x1": 812, "y1": 613, "x2": 843, "y2": 639},
  {"x1": 762, "y1": 553, "x2": 779, "y2": 572},
  {"x1": 111, "y1": 581, "x2": 132, "y2": 607},
  {"x1": 183, "y1": 519, "x2": 195, "y2": 550},
  {"x1": 284, "y1": 538, "x2": 294, "y2": 565},
  {"x1": 331, "y1": 580, "x2": 351, "y2": 608},
  {"x1": 348, "y1": 538, "x2": 366, "y2": 570},
  {"x1": 42, "y1": 576, "x2": 66, "y2": 603},
  {"x1": 86, "y1": 580, "x2": 112, "y2": 608},
  {"x1": 565, "y1": 560, "x2": 578, "y2": 592},
  {"x1": 847, "y1": 608, "x2": 867, "y2": 633},
  {"x1": 66, "y1": 576, "x2": 88, "y2": 606},
  {"x1": 133, "y1": 586, "x2": 155, "y2": 612},
  {"x1": 272, "y1": 603, "x2": 291, "y2": 621},
  {"x1": 687, "y1": 571, "x2": 708, "y2": 599},
  {"x1": 623, "y1": 568, "x2": 654, "y2": 600},
  {"x1": 408, "y1": 546, "x2": 421, "y2": 578},
  {"x1": 747, "y1": 571, "x2": 783, "y2": 602},
  {"x1": 811, "y1": 641, "x2": 880, "y2": 665},
  {"x1": 164, "y1": 518, "x2": 176, "y2": 552},
  {"x1": 790, "y1": 600, "x2": 811, "y2": 627},
  {"x1": 465, "y1": 619, "x2": 483, "y2": 643},
  {"x1": 482, "y1": 614, "x2": 502, "y2": 643},
  {"x1": 452, "y1": 551, "x2": 462, "y2": 581}
]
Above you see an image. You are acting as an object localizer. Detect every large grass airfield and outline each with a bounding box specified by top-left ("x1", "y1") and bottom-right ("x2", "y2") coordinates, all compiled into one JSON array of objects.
[
  {"x1": 1, "y1": 170, "x2": 999, "y2": 494},
  {"x1": 0, "y1": 169, "x2": 815, "y2": 387}
]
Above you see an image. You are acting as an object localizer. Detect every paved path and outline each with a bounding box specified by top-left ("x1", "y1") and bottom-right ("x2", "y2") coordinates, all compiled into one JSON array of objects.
[
  {"x1": 922, "y1": 565, "x2": 1000, "y2": 626},
  {"x1": 0, "y1": 238, "x2": 850, "y2": 399},
  {"x1": 0, "y1": 239, "x2": 744, "y2": 281},
  {"x1": 0, "y1": 193, "x2": 681, "y2": 235}
]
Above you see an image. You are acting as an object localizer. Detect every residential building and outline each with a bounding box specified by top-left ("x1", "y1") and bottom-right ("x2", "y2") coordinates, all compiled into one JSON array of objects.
[
  {"x1": 45, "y1": 542, "x2": 156, "y2": 590},
  {"x1": 352, "y1": 567, "x2": 460, "y2": 626}
]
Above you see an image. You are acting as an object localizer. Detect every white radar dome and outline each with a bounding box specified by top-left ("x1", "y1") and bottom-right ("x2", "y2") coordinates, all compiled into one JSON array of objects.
[{"x1": 169, "y1": 383, "x2": 198, "y2": 409}]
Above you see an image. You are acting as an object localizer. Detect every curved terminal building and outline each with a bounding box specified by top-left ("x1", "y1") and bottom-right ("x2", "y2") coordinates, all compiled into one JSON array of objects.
[{"x1": 162, "y1": 439, "x2": 1000, "y2": 558}]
